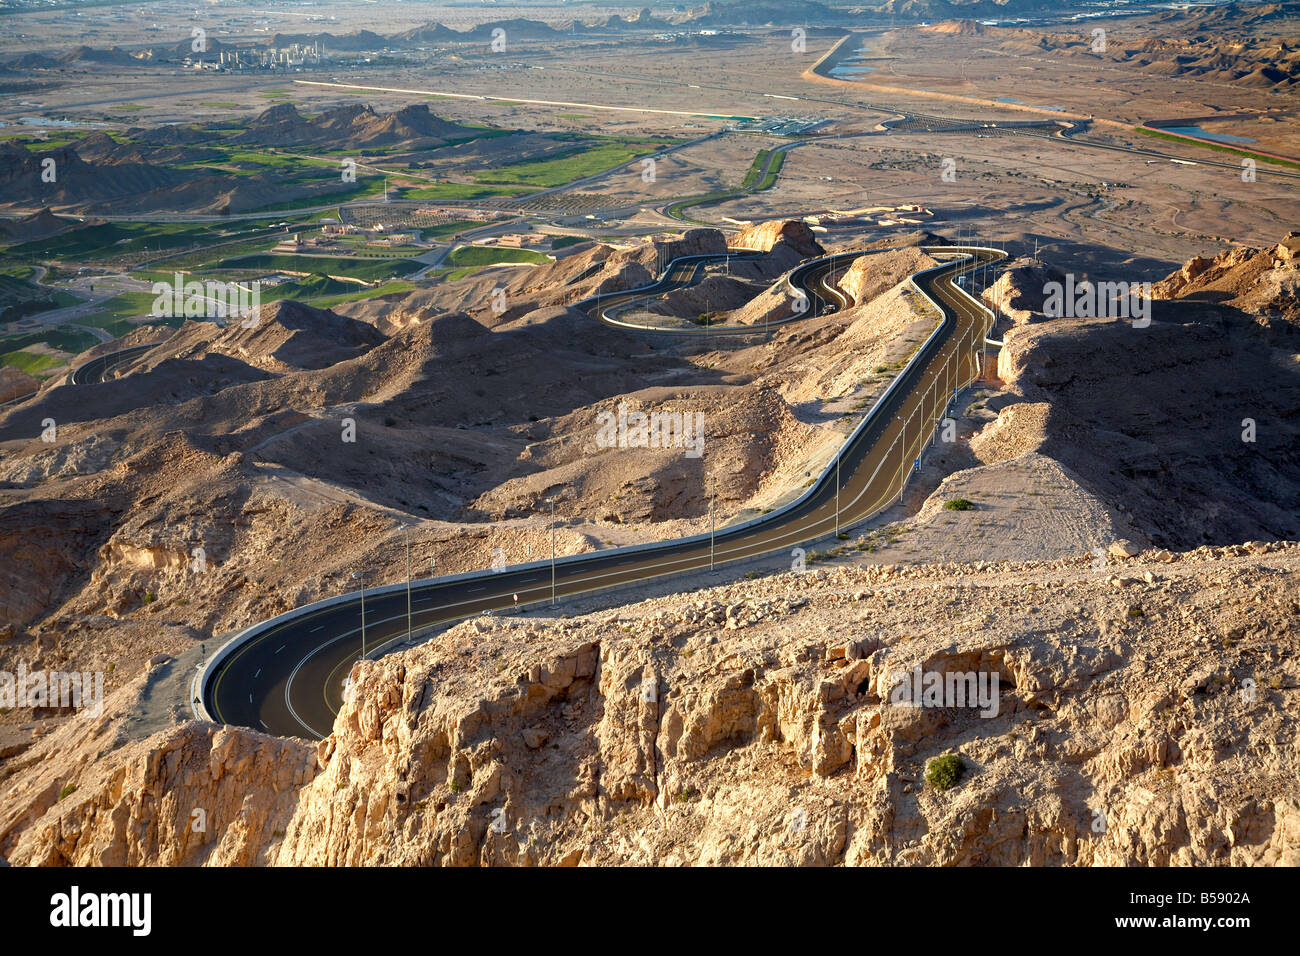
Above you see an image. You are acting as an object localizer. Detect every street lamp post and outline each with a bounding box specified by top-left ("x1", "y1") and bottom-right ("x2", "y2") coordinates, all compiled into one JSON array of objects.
[
  {"x1": 352, "y1": 570, "x2": 366, "y2": 661},
  {"x1": 707, "y1": 470, "x2": 716, "y2": 571},
  {"x1": 547, "y1": 497, "x2": 557, "y2": 607},
  {"x1": 835, "y1": 453, "x2": 840, "y2": 537},
  {"x1": 398, "y1": 523, "x2": 412, "y2": 643}
]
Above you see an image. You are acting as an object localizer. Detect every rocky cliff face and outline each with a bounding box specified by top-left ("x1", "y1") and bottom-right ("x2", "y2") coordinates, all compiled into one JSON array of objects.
[
  {"x1": 734, "y1": 220, "x2": 824, "y2": 259},
  {"x1": 1150, "y1": 235, "x2": 1300, "y2": 333},
  {"x1": 987, "y1": 235, "x2": 1300, "y2": 549},
  {"x1": 4, "y1": 541, "x2": 1296, "y2": 867}
]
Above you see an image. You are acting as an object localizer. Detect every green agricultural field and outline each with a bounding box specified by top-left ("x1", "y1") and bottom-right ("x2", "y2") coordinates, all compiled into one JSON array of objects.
[
  {"x1": 400, "y1": 182, "x2": 535, "y2": 202},
  {"x1": 549, "y1": 234, "x2": 589, "y2": 250},
  {"x1": 447, "y1": 246, "x2": 549, "y2": 267},
  {"x1": 0, "y1": 350, "x2": 64, "y2": 375},
  {"x1": 309, "y1": 280, "x2": 415, "y2": 309},
  {"x1": 1135, "y1": 127, "x2": 1300, "y2": 170},
  {"x1": 0, "y1": 264, "x2": 38, "y2": 281},
  {"x1": 157, "y1": 227, "x2": 324, "y2": 270},
  {"x1": 0, "y1": 327, "x2": 100, "y2": 356},
  {"x1": 260, "y1": 274, "x2": 366, "y2": 303},
  {"x1": 217, "y1": 252, "x2": 421, "y2": 282},
  {"x1": 247, "y1": 178, "x2": 385, "y2": 212},
  {"x1": 473, "y1": 139, "x2": 670, "y2": 188},
  {"x1": 9, "y1": 221, "x2": 239, "y2": 262},
  {"x1": 666, "y1": 145, "x2": 788, "y2": 223}
]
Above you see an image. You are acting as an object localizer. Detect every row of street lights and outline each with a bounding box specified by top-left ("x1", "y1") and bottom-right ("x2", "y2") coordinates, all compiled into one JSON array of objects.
[{"x1": 350, "y1": 505, "x2": 562, "y2": 663}]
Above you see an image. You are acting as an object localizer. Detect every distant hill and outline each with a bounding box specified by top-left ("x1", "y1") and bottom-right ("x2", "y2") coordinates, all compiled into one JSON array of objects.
[
  {"x1": 391, "y1": 17, "x2": 564, "y2": 44},
  {"x1": 0, "y1": 208, "x2": 77, "y2": 244},
  {"x1": 55, "y1": 45, "x2": 146, "y2": 67},
  {"x1": 227, "y1": 102, "x2": 477, "y2": 149},
  {"x1": 680, "y1": 0, "x2": 846, "y2": 26},
  {"x1": 263, "y1": 30, "x2": 388, "y2": 52}
]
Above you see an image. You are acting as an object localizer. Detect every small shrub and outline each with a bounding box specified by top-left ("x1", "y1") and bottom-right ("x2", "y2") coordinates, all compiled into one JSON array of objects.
[
  {"x1": 59, "y1": 783, "x2": 78, "y2": 801},
  {"x1": 944, "y1": 498, "x2": 975, "y2": 511},
  {"x1": 926, "y1": 754, "x2": 965, "y2": 791}
]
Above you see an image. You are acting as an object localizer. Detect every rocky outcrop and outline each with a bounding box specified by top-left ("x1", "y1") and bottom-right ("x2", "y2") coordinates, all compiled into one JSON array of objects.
[
  {"x1": 836, "y1": 247, "x2": 936, "y2": 306},
  {"x1": 735, "y1": 219, "x2": 824, "y2": 259},
  {"x1": 982, "y1": 257, "x2": 1069, "y2": 324},
  {"x1": 4, "y1": 544, "x2": 1297, "y2": 867},
  {"x1": 1150, "y1": 236, "x2": 1299, "y2": 333}
]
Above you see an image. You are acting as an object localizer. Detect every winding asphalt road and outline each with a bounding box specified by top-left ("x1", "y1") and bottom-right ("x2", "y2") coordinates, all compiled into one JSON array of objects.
[
  {"x1": 67, "y1": 343, "x2": 158, "y2": 384},
  {"x1": 199, "y1": 244, "x2": 1003, "y2": 739}
]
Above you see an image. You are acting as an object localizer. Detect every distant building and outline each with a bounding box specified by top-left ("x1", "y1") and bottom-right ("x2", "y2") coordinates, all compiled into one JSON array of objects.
[
  {"x1": 272, "y1": 234, "x2": 304, "y2": 254},
  {"x1": 494, "y1": 234, "x2": 542, "y2": 248}
]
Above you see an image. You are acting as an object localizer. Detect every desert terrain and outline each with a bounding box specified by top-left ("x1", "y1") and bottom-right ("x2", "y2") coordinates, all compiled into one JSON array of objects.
[{"x1": 0, "y1": 0, "x2": 1297, "y2": 875}]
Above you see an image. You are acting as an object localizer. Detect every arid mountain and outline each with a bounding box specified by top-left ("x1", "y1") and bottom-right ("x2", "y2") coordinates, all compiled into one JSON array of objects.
[
  {"x1": 262, "y1": 30, "x2": 388, "y2": 52},
  {"x1": 0, "y1": 102, "x2": 486, "y2": 214},
  {"x1": 0, "y1": 207, "x2": 75, "y2": 244},
  {"x1": 394, "y1": 18, "x2": 564, "y2": 43},
  {"x1": 227, "y1": 102, "x2": 474, "y2": 149},
  {"x1": 3, "y1": 535, "x2": 1296, "y2": 866},
  {"x1": 2, "y1": 227, "x2": 1299, "y2": 869},
  {"x1": 1150, "y1": 0, "x2": 1300, "y2": 31},
  {"x1": 878, "y1": 0, "x2": 1067, "y2": 19},
  {"x1": 0, "y1": 138, "x2": 317, "y2": 216},
  {"x1": 936, "y1": 8, "x2": 1300, "y2": 90},
  {"x1": 922, "y1": 19, "x2": 991, "y2": 37},
  {"x1": 129, "y1": 300, "x2": 387, "y2": 375},
  {"x1": 679, "y1": 0, "x2": 846, "y2": 26},
  {"x1": 0, "y1": 141, "x2": 205, "y2": 210},
  {"x1": 54, "y1": 45, "x2": 146, "y2": 67},
  {"x1": 984, "y1": 235, "x2": 1300, "y2": 549},
  {"x1": 594, "y1": 7, "x2": 675, "y2": 32},
  {"x1": 1151, "y1": 233, "x2": 1300, "y2": 330}
]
